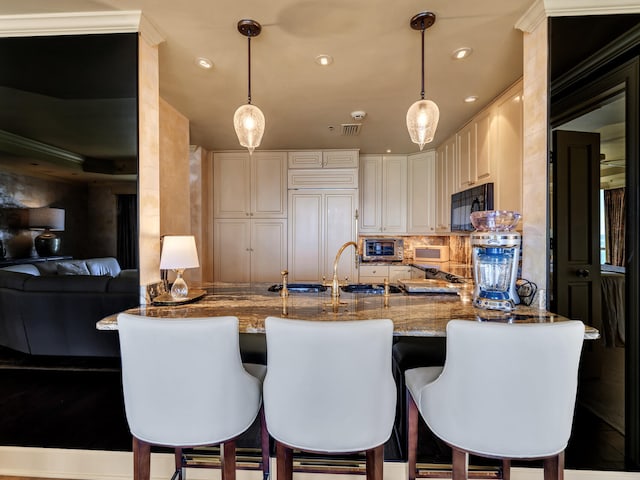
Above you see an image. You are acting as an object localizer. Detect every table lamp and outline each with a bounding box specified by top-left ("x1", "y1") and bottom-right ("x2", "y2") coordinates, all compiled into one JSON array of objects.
[
  {"x1": 29, "y1": 207, "x2": 65, "y2": 257},
  {"x1": 159, "y1": 235, "x2": 200, "y2": 299}
]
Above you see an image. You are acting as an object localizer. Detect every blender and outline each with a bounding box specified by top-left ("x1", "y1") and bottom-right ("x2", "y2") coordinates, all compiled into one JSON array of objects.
[{"x1": 470, "y1": 210, "x2": 521, "y2": 312}]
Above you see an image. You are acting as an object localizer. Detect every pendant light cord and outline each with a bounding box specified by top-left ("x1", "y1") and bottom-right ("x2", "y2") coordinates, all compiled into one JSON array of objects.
[
  {"x1": 420, "y1": 26, "x2": 425, "y2": 100},
  {"x1": 247, "y1": 36, "x2": 252, "y2": 105}
]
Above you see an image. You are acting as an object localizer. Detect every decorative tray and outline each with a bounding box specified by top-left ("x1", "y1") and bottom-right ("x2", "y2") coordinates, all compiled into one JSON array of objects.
[{"x1": 152, "y1": 289, "x2": 207, "y2": 306}]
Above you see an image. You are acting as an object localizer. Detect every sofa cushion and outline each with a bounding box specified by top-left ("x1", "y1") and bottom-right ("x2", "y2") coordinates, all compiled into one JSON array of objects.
[
  {"x1": 35, "y1": 261, "x2": 60, "y2": 275},
  {"x1": 23, "y1": 275, "x2": 111, "y2": 293},
  {"x1": 107, "y1": 275, "x2": 139, "y2": 293},
  {"x1": 86, "y1": 257, "x2": 122, "y2": 277},
  {"x1": 57, "y1": 260, "x2": 91, "y2": 276},
  {"x1": 0, "y1": 264, "x2": 40, "y2": 275},
  {"x1": 0, "y1": 270, "x2": 32, "y2": 289}
]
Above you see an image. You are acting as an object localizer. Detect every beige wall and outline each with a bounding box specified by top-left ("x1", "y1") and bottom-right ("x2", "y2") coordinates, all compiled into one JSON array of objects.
[
  {"x1": 137, "y1": 33, "x2": 161, "y2": 302},
  {"x1": 520, "y1": 13, "x2": 549, "y2": 305},
  {"x1": 189, "y1": 146, "x2": 213, "y2": 283}
]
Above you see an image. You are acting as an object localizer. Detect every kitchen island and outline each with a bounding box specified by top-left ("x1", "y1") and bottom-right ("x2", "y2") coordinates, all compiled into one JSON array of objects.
[{"x1": 97, "y1": 282, "x2": 599, "y2": 339}]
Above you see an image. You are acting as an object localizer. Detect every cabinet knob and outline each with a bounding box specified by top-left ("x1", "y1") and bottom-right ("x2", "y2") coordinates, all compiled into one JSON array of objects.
[{"x1": 246, "y1": 212, "x2": 249, "y2": 216}]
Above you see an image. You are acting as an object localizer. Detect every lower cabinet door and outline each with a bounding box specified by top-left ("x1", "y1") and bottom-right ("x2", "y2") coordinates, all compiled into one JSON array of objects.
[
  {"x1": 250, "y1": 219, "x2": 287, "y2": 283},
  {"x1": 214, "y1": 219, "x2": 251, "y2": 282}
]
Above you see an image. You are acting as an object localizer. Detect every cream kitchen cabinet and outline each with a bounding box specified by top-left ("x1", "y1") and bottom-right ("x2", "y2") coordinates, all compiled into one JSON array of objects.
[
  {"x1": 407, "y1": 150, "x2": 436, "y2": 234},
  {"x1": 213, "y1": 218, "x2": 287, "y2": 283},
  {"x1": 213, "y1": 151, "x2": 287, "y2": 218},
  {"x1": 435, "y1": 135, "x2": 457, "y2": 232},
  {"x1": 358, "y1": 265, "x2": 413, "y2": 283},
  {"x1": 288, "y1": 149, "x2": 359, "y2": 169},
  {"x1": 389, "y1": 265, "x2": 413, "y2": 282},
  {"x1": 288, "y1": 189, "x2": 358, "y2": 283},
  {"x1": 493, "y1": 80, "x2": 523, "y2": 213},
  {"x1": 359, "y1": 154, "x2": 407, "y2": 233},
  {"x1": 456, "y1": 109, "x2": 494, "y2": 190},
  {"x1": 358, "y1": 264, "x2": 388, "y2": 283}
]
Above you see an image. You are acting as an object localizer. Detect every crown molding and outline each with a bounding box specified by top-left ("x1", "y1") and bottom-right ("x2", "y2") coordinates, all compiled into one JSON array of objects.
[
  {"x1": 0, "y1": 10, "x2": 164, "y2": 45},
  {"x1": 517, "y1": 0, "x2": 640, "y2": 33},
  {"x1": 544, "y1": 0, "x2": 640, "y2": 16},
  {"x1": 516, "y1": 0, "x2": 547, "y2": 33}
]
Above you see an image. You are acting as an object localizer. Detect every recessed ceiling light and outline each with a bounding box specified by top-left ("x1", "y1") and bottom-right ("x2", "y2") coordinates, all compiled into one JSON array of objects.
[
  {"x1": 386, "y1": 149, "x2": 392, "y2": 153},
  {"x1": 195, "y1": 57, "x2": 213, "y2": 69},
  {"x1": 315, "y1": 54, "x2": 333, "y2": 66},
  {"x1": 452, "y1": 47, "x2": 472, "y2": 60},
  {"x1": 464, "y1": 96, "x2": 478, "y2": 103}
]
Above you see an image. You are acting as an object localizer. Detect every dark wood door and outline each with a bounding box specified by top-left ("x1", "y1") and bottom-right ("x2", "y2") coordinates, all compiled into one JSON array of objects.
[{"x1": 552, "y1": 130, "x2": 601, "y2": 327}]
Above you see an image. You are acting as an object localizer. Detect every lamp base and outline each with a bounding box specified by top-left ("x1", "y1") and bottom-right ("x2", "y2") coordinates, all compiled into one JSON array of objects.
[
  {"x1": 170, "y1": 270, "x2": 189, "y2": 299},
  {"x1": 34, "y1": 230, "x2": 61, "y2": 257}
]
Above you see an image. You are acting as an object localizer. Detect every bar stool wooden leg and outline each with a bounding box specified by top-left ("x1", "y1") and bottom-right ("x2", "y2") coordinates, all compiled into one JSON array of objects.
[
  {"x1": 543, "y1": 452, "x2": 564, "y2": 480},
  {"x1": 366, "y1": 444, "x2": 384, "y2": 480},
  {"x1": 451, "y1": 447, "x2": 468, "y2": 480},
  {"x1": 221, "y1": 440, "x2": 236, "y2": 480},
  {"x1": 133, "y1": 437, "x2": 151, "y2": 480},
  {"x1": 502, "y1": 459, "x2": 511, "y2": 480},
  {"x1": 276, "y1": 441, "x2": 293, "y2": 480},
  {"x1": 260, "y1": 406, "x2": 270, "y2": 480},
  {"x1": 174, "y1": 448, "x2": 184, "y2": 480},
  {"x1": 407, "y1": 390, "x2": 419, "y2": 480}
]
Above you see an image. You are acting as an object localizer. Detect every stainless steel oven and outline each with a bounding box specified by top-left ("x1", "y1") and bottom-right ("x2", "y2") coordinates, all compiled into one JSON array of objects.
[{"x1": 362, "y1": 238, "x2": 404, "y2": 262}]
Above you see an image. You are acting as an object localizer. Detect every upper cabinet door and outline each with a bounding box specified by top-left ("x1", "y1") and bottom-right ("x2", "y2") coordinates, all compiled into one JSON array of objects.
[
  {"x1": 381, "y1": 155, "x2": 407, "y2": 233},
  {"x1": 251, "y1": 152, "x2": 287, "y2": 218},
  {"x1": 475, "y1": 109, "x2": 494, "y2": 182},
  {"x1": 359, "y1": 155, "x2": 383, "y2": 232},
  {"x1": 407, "y1": 150, "x2": 436, "y2": 234},
  {"x1": 214, "y1": 151, "x2": 287, "y2": 218},
  {"x1": 213, "y1": 152, "x2": 251, "y2": 218},
  {"x1": 288, "y1": 150, "x2": 359, "y2": 169},
  {"x1": 457, "y1": 122, "x2": 476, "y2": 189},
  {"x1": 322, "y1": 150, "x2": 359, "y2": 168},
  {"x1": 288, "y1": 151, "x2": 323, "y2": 168}
]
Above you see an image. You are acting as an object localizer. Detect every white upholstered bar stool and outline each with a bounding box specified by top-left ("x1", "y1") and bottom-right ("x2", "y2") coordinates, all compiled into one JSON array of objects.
[
  {"x1": 406, "y1": 320, "x2": 585, "y2": 480},
  {"x1": 263, "y1": 317, "x2": 397, "y2": 480},
  {"x1": 118, "y1": 313, "x2": 269, "y2": 480}
]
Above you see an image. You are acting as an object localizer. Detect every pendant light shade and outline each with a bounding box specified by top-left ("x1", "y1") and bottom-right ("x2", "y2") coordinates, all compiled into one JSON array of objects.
[
  {"x1": 406, "y1": 99, "x2": 439, "y2": 150},
  {"x1": 234, "y1": 104, "x2": 265, "y2": 154},
  {"x1": 406, "y1": 12, "x2": 439, "y2": 150},
  {"x1": 235, "y1": 19, "x2": 265, "y2": 154}
]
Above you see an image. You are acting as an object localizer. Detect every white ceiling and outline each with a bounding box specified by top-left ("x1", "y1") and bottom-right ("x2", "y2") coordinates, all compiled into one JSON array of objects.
[{"x1": 0, "y1": 0, "x2": 532, "y2": 155}]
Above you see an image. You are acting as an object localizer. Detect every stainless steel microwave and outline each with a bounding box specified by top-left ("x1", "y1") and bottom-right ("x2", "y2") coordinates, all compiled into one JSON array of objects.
[
  {"x1": 451, "y1": 183, "x2": 494, "y2": 232},
  {"x1": 362, "y1": 238, "x2": 404, "y2": 262}
]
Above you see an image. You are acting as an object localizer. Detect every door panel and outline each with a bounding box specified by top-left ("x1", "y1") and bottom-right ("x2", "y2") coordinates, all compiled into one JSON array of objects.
[{"x1": 552, "y1": 130, "x2": 601, "y2": 326}]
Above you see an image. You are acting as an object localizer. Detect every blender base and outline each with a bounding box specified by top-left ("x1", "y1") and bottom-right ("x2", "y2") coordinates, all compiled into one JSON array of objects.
[{"x1": 473, "y1": 297, "x2": 515, "y2": 312}]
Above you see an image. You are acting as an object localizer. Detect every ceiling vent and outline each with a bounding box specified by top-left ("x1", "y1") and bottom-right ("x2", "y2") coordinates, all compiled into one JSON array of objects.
[{"x1": 341, "y1": 123, "x2": 362, "y2": 136}]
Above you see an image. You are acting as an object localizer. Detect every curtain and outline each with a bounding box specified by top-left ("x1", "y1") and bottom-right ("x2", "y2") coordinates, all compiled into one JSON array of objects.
[
  {"x1": 604, "y1": 187, "x2": 625, "y2": 266},
  {"x1": 117, "y1": 195, "x2": 138, "y2": 270}
]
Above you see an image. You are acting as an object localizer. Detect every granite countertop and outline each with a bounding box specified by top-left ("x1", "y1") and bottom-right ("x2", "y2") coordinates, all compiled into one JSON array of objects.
[{"x1": 97, "y1": 282, "x2": 599, "y2": 339}]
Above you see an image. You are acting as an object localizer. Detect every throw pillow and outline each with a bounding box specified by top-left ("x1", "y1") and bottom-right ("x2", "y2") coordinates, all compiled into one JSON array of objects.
[{"x1": 57, "y1": 261, "x2": 90, "y2": 276}]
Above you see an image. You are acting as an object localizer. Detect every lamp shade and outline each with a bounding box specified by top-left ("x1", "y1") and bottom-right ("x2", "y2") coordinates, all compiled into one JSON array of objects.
[
  {"x1": 160, "y1": 235, "x2": 200, "y2": 270},
  {"x1": 29, "y1": 207, "x2": 65, "y2": 231},
  {"x1": 406, "y1": 99, "x2": 440, "y2": 150},
  {"x1": 233, "y1": 103, "x2": 265, "y2": 154}
]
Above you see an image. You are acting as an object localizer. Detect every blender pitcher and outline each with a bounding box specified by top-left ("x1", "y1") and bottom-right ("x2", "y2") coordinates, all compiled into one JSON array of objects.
[{"x1": 470, "y1": 211, "x2": 521, "y2": 312}]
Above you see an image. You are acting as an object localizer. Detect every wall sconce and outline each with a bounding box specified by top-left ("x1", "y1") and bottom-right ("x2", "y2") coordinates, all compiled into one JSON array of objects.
[
  {"x1": 29, "y1": 207, "x2": 65, "y2": 257},
  {"x1": 159, "y1": 235, "x2": 200, "y2": 299}
]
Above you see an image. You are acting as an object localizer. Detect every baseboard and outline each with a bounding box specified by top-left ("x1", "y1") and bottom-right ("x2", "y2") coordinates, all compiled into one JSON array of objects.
[{"x1": 0, "y1": 447, "x2": 636, "y2": 480}]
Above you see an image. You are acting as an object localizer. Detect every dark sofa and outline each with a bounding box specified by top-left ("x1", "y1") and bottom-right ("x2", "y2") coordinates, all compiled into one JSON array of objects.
[{"x1": 0, "y1": 258, "x2": 139, "y2": 357}]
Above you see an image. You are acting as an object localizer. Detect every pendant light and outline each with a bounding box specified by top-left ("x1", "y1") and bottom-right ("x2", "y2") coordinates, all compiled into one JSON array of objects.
[
  {"x1": 406, "y1": 12, "x2": 439, "y2": 150},
  {"x1": 234, "y1": 19, "x2": 265, "y2": 154}
]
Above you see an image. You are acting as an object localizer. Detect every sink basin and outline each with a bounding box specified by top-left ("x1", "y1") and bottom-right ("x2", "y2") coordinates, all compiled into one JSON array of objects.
[
  {"x1": 340, "y1": 283, "x2": 402, "y2": 294},
  {"x1": 268, "y1": 283, "x2": 328, "y2": 293}
]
